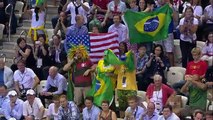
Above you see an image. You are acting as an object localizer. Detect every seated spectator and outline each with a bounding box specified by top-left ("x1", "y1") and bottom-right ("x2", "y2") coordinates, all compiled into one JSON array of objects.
[
  {"x1": 205, "y1": 110, "x2": 213, "y2": 120},
  {"x1": 202, "y1": 0, "x2": 213, "y2": 39},
  {"x1": 143, "y1": 44, "x2": 170, "y2": 88},
  {"x1": 4, "y1": 90, "x2": 24, "y2": 120},
  {"x1": 58, "y1": 95, "x2": 80, "y2": 119},
  {"x1": 136, "y1": 45, "x2": 148, "y2": 91},
  {"x1": 24, "y1": 0, "x2": 47, "y2": 43},
  {"x1": 172, "y1": 47, "x2": 208, "y2": 94},
  {"x1": 157, "y1": 105, "x2": 180, "y2": 120},
  {"x1": 47, "y1": 95, "x2": 60, "y2": 120},
  {"x1": 146, "y1": 74, "x2": 175, "y2": 114},
  {"x1": 140, "y1": 102, "x2": 159, "y2": 120},
  {"x1": 11, "y1": 37, "x2": 36, "y2": 72},
  {"x1": 23, "y1": 89, "x2": 45, "y2": 120},
  {"x1": 53, "y1": 11, "x2": 69, "y2": 40},
  {"x1": 98, "y1": 100, "x2": 117, "y2": 120},
  {"x1": 193, "y1": 109, "x2": 204, "y2": 120},
  {"x1": 108, "y1": 15, "x2": 128, "y2": 43},
  {"x1": 14, "y1": 60, "x2": 40, "y2": 99},
  {"x1": 66, "y1": 15, "x2": 88, "y2": 36},
  {"x1": 82, "y1": 96, "x2": 101, "y2": 120},
  {"x1": 201, "y1": 32, "x2": 213, "y2": 66},
  {"x1": 40, "y1": 66, "x2": 67, "y2": 106},
  {"x1": 124, "y1": 95, "x2": 145, "y2": 120},
  {"x1": 166, "y1": 95, "x2": 183, "y2": 117},
  {"x1": 34, "y1": 34, "x2": 50, "y2": 80},
  {"x1": 0, "y1": 57, "x2": 13, "y2": 90},
  {"x1": 62, "y1": 0, "x2": 90, "y2": 26},
  {"x1": 0, "y1": 85, "x2": 9, "y2": 117},
  {"x1": 128, "y1": 0, "x2": 139, "y2": 11}
]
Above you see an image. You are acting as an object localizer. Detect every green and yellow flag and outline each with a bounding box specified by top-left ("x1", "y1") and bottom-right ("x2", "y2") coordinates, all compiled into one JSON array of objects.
[{"x1": 123, "y1": 4, "x2": 173, "y2": 43}]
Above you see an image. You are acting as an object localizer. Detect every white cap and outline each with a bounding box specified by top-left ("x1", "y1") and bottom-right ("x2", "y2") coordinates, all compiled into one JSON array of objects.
[
  {"x1": 8, "y1": 90, "x2": 17, "y2": 96},
  {"x1": 26, "y1": 89, "x2": 35, "y2": 95},
  {"x1": 9, "y1": 118, "x2": 16, "y2": 120}
]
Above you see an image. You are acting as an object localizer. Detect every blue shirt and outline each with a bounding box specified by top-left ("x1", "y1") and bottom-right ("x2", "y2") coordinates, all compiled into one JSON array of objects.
[
  {"x1": 44, "y1": 73, "x2": 67, "y2": 94},
  {"x1": 125, "y1": 106, "x2": 145, "y2": 120},
  {"x1": 136, "y1": 53, "x2": 148, "y2": 71},
  {"x1": 0, "y1": 69, "x2": 4, "y2": 85},
  {"x1": 141, "y1": 111, "x2": 159, "y2": 120},
  {"x1": 83, "y1": 105, "x2": 101, "y2": 120},
  {"x1": 0, "y1": 96, "x2": 9, "y2": 115},
  {"x1": 58, "y1": 101, "x2": 80, "y2": 120},
  {"x1": 4, "y1": 98, "x2": 24, "y2": 120},
  {"x1": 66, "y1": 24, "x2": 88, "y2": 36}
]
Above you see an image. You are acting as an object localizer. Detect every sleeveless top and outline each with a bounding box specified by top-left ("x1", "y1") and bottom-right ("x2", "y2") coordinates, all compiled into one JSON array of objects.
[{"x1": 99, "y1": 110, "x2": 112, "y2": 120}]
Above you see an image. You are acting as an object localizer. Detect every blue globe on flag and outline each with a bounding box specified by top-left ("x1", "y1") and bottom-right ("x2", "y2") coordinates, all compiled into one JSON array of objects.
[{"x1": 144, "y1": 16, "x2": 159, "y2": 32}]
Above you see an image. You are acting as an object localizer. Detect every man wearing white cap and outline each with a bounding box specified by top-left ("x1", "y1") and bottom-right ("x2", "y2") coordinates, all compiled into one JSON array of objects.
[
  {"x1": 4, "y1": 90, "x2": 24, "y2": 120},
  {"x1": 23, "y1": 89, "x2": 45, "y2": 120}
]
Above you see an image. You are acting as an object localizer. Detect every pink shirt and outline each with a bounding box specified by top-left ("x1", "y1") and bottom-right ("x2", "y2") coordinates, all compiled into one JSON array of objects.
[{"x1": 108, "y1": 23, "x2": 128, "y2": 43}]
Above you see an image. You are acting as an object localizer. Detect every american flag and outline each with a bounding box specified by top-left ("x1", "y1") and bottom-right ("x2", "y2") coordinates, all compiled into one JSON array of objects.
[{"x1": 65, "y1": 32, "x2": 119, "y2": 64}]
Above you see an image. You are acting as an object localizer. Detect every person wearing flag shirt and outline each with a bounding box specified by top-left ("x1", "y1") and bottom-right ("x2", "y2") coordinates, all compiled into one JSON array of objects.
[
  {"x1": 63, "y1": 45, "x2": 95, "y2": 106},
  {"x1": 82, "y1": 96, "x2": 100, "y2": 120},
  {"x1": 4, "y1": 90, "x2": 24, "y2": 120},
  {"x1": 66, "y1": 15, "x2": 88, "y2": 36},
  {"x1": 63, "y1": 0, "x2": 90, "y2": 25},
  {"x1": 124, "y1": 95, "x2": 145, "y2": 120}
]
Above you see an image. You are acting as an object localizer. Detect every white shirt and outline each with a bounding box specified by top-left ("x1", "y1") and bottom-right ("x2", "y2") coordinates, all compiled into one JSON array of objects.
[
  {"x1": 179, "y1": 17, "x2": 199, "y2": 42},
  {"x1": 204, "y1": 5, "x2": 213, "y2": 24},
  {"x1": 108, "y1": 23, "x2": 128, "y2": 43},
  {"x1": 157, "y1": 113, "x2": 180, "y2": 120},
  {"x1": 23, "y1": 97, "x2": 44, "y2": 119},
  {"x1": 202, "y1": 43, "x2": 213, "y2": 56},
  {"x1": 47, "y1": 103, "x2": 59, "y2": 120},
  {"x1": 66, "y1": 1, "x2": 90, "y2": 25},
  {"x1": 31, "y1": 9, "x2": 45, "y2": 28},
  {"x1": 150, "y1": 89, "x2": 163, "y2": 114},
  {"x1": 14, "y1": 68, "x2": 36, "y2": 89}
]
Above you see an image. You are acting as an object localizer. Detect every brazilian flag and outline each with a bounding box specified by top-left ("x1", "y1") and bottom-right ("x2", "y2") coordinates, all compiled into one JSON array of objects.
[{"x1": 123, "y1": 4, "x2": 173, "y2": 43}]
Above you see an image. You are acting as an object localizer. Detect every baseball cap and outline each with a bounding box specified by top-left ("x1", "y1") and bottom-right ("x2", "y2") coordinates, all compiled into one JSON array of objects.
[
  {"x1": 26, "y1": 89, "x2": 35, "y2": 95},
  {"x1": 8, "y1": 90, "x2": 17, "y2": 96}
]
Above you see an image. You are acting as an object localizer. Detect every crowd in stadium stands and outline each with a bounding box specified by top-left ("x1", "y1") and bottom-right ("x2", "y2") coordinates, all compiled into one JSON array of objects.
[{"x1": 0, "y1": 0, "x2": 213, "y2": 119}]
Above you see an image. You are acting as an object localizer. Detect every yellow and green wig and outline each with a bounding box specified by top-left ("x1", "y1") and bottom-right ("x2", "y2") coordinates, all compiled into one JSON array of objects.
[{"x1": 67, "y1": 44, "x2": 89, "y2": 60}]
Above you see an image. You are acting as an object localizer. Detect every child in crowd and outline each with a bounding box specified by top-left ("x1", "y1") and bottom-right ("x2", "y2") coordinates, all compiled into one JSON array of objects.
[{"x1": 201, "y1": 32, "x2": 213, "y2": 66}]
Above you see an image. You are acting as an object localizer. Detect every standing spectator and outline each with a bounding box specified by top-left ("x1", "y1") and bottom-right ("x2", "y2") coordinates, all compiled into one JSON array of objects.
[
  {"x1": 140, "y1": 102, "x2": 159, "y2": 120},
  {"x1": 201, "y1": 32, "x2": 213, "y2": 66},
  {"x1": 0, "y1": 85, "x2": 9, "y2": 117},
  {"x1": 62, "y1": 0, "x2": 90, "y2": 25},
  {"x1": 53, "y1": 11, "x2": 69, "y2": 40},
  {"x1": 14, "y1": 60, "x2": 40, "y2": 98},
  {"x1": 146, "y1": 74, "x2": 175, "y2": 114},
  {"x1": 143, "y1": 44, "x2": 170, "y2": 88},
  {"x1": 202, "y1": 0, "x2": 213, "y2": 39},
  {"x1": 63, "y1": 45, "x2": 95, "y2": 106},
  {"x1": 136, "y1": 45, "x2": 148, "y2": 91},
  {"x1": 23, "y1": 89, "x2": 45, "y2": 120},
  {"x1": 101, "y1": 0, "x2": 127, "y2": 31},
  {"x1": 40, "y1": 66, "x2": 67, "y2": 106},
  {"x1": 157, "y1": 105, "x2": 180, "y2": 120},
  {"x1": 98, "y1": 100, "x2": 117, "y2": 120},
  {"x1": 128, "y1": 0, "x2": 139, "y2": 11},
  {"x1": 108, "y1": 15, "x2": 128, "y2": 43},
  {"x1": 0, "y1": 57, "x2": 13, "y2": 89},
  {"x1": 58, "y1": 95, "x2": 80, "y2": 120},
  {"x1": 179, "y1": 6, "x2": 199, "y2": 68},
  {"x1": 47, "y1": 95, "x2": 60, "y2": 120},
  {"x1": 82, "y1": 96, "x2": 100, "y2": 120},
  {"x1": 4, "y1": 90, "x2": 24, "y2": 120},
  {"x1": 139, "y1": 0, "x2": 146, "y2": 11},
  {"x1": 66, "y1": 15, "x2": 88, "y2": 36},
  {"x1": 0, "y1": 0, "x2": 7, "y2": 26},
  {"x1": 24, "y1": 0, "x2": 47, "y2": 42},
  {"x1": 193, "y1": 110, "x2": 204, "y2": 120},
  {"x1": 34, "y1": 34, "x2": 50, "y2": 80},
  {"x1": 124, "y1": 95, "x2": 145, "y2": 120},
  {"x1": 11, "y1": 37, "x2": 36, "y2": 72}
]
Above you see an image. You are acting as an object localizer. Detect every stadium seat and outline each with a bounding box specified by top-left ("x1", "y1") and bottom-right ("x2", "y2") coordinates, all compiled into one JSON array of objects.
[
  {"x1": 0, "y1": 24, "x2": 5, "y2": 40},
  {"x1": 167, "y1": 67, "x2": 186, "y2": 86},
  {"x1": 14, "y1": 1, "x2": 24, "y2": 21},
  {"x1": 36, "y1": 80, "x2": 47, "y2": 94},
  {"x1": 174, "y1": 39, "x2": 182, "y2": 65},
  {"x1": 180, "y1": 95, "x2": 188, "y2": 108},
  {"x1": 196, "y1": 41, "x2": 205, "y2": 49},
  {"x1": 169, "y1": 67, "x2": 186, "y2": 75},
  {"x1": 46, "y1": 29, "x2": 54, "y2": 44},
  {"x1": 137, "y1": 91, "x2": 146, "y2": 102}
]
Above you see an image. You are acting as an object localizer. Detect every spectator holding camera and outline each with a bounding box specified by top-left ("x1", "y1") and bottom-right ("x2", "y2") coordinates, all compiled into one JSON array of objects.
[{"x1": 53, "y1": 11, "x2": 69, "y2": 40}]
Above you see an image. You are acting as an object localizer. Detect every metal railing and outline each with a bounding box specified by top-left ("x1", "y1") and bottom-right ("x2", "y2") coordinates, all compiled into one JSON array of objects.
[{"x1": 5, "y1": 4, "x2": 13, "y2": 42}]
